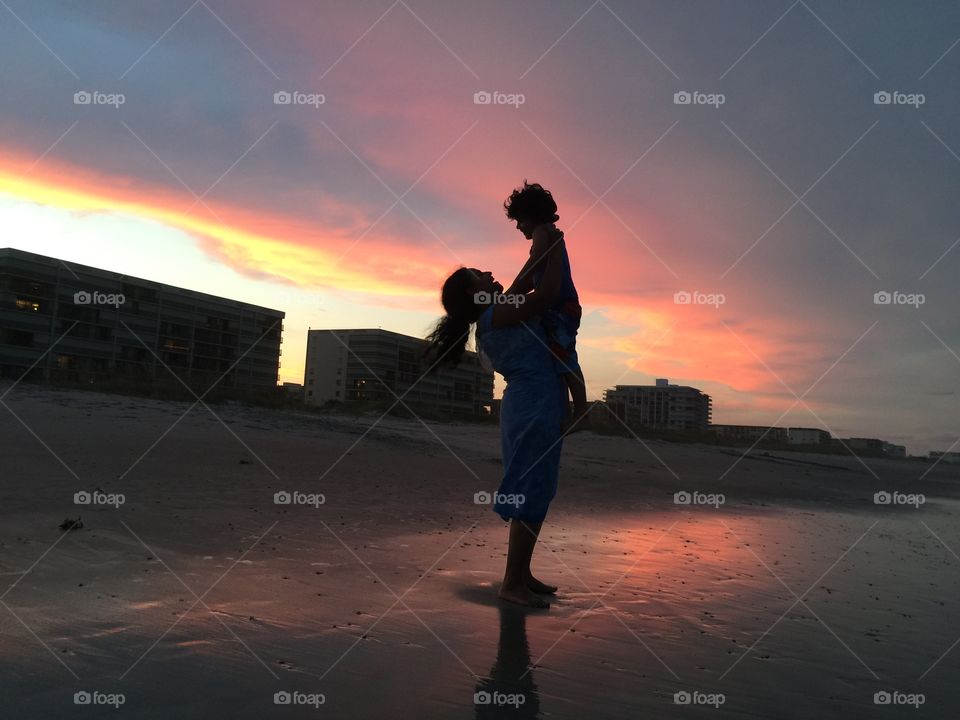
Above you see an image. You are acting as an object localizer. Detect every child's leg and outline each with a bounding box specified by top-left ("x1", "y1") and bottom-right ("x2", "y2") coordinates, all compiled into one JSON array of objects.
[
  {"x1": 544, "y1": 308, "x2": 590, "y2": 431},
  {"x1": 568, "y1": 366, "x2": 587, "y2": 412},
  {"x1": 562, "y1": 366, "x2": 591, "y2": 433}
]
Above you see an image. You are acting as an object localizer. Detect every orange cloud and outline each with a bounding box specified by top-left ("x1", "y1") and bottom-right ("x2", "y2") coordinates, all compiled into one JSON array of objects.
[
  {"x1": 0, "y1": 150, "x2": 451, "y2": 301},
  {"x1": 0, "y1": 147, "x2": 834, "y2": 427},
  {"x1": 580, "y1": 290, "x2": 833, "y2": 420}
]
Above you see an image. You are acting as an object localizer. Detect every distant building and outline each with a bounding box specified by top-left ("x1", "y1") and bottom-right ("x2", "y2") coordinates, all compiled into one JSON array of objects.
[
  {"x1": 882, "y1": 442, "x2": 907, "y2": 458},
  {"x1": 929, "y1": 450, "x2": 960, "y2": 464},
  {"x1": 282, "y1": 382, "x2": 304, "y2": 400},
  {"x1": 603, "y1": 379, "x2": 712, "y2": 431},
  {"x1": 788, "y1": 427, "x2": 832, "y2": 445},
  {"x1": 0, "y1": 248, "x2": 284, "y2": 389},
  {"x1": 303, "y1": 328, "x2": 493, "y2": 416},
  {"x1": 710, "y1": 424, "x2": 788, "y2": 443},
  {"x1": 845, "y1": 437, "x2": 886, "y2": 455}
]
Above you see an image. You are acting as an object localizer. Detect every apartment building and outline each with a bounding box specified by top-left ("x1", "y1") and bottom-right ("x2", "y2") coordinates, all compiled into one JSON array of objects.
[
  {"x1": 0, "y1": 248, "x2": 284, "y2": 389},
  {"x1": 303, "y1": 328, "x2": 493, "y2": 416},
  {"x1": 603, "y1": 378, "x2": 712, "y2": 431}
]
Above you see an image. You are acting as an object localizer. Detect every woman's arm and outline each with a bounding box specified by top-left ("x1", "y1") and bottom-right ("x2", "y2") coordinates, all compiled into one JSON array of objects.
[
  {"x1": 504, "y1": 224, "x2": 556, "y2": 295},
  {"x1": 491, "y1": 232, "x2": 565, "y2": 329},
  {"x1": 504, "y1": 250, "x2": 539, "y2": 295}
]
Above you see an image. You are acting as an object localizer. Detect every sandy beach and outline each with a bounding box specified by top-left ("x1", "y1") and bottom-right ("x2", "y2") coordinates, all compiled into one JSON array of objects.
[{"x1": 2, "y1": 381, "x2": 959, "y2": 718}]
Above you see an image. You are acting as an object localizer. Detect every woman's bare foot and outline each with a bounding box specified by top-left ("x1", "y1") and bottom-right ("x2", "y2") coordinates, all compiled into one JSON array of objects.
[
  {"x1": 527, "y1": 575, "x2": 558, "y2": 594},
  {"x1": 499, "y1": 583, "x2": 550, "y2": 608}
]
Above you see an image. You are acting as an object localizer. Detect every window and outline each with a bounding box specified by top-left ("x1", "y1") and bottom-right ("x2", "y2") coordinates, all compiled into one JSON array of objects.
[
  {"x1": 1, "y1": 329, "x2": 33, "y2": 347},
  {"x1": 335, "y1": 391, "x2": 340, "y2": 397},
  {"x1": 15, "y1": 298, "x2": 40, "y2": 312}
]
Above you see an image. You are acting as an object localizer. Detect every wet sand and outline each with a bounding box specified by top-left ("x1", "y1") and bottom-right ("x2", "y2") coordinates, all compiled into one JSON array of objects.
[{"x1": 1, "y1": 381, "x2": 959, "y2": 718}]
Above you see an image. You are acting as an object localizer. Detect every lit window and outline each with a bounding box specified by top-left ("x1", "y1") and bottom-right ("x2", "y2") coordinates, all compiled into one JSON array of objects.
[{"x1": 15, "y1": 299, "x2": 40, "y2": 312}]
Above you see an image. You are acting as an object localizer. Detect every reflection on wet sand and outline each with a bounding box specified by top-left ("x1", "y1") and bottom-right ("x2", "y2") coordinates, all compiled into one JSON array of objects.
[
  {"x1": 474, "y1": 605, "x2": 540, "y2": 719},
  {"x1": 5, "y1": 382, "x2": 960, "y2": 719}
]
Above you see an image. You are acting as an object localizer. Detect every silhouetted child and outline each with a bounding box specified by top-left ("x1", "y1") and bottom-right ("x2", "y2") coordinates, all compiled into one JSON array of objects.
[{"x1": 504, "y1": 181, "x2": 590, "y2": 432}]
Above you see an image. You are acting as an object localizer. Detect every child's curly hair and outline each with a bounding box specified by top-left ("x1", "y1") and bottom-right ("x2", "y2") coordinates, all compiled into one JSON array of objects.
[{"x1": 504, "y1": 181, "x2": 559, "y2": 225}]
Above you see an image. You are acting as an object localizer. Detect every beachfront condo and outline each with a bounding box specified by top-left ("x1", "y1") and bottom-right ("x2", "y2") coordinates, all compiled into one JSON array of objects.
[
  {"x1": 603, "y1": 378, "x2": 713, "y2": 432},
  {"x1": 303, "y1": 328, "x2": 493, "y2": 417},
  {"x1": 0, "y1": 248, "x2": 284, "y2": 390}
]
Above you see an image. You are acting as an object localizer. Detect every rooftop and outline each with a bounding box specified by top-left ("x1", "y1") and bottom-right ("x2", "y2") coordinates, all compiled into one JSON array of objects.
[{"x1": 0, "y1": 247, "x2": 284, "y2": 316}]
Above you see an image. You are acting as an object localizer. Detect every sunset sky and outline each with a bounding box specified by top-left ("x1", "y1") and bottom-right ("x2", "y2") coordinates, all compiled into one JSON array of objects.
[{"x1": 2, "y1": 0, "x2": 957, "y2": 454}]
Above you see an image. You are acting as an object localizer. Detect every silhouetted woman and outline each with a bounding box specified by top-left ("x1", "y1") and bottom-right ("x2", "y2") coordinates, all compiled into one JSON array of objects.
[{"x1": 426, "y1": 229, "x2": 567, "y2": 608}]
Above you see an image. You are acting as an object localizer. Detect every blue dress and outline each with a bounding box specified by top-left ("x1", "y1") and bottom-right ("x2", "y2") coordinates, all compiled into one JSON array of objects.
[{"x1": 476, "y1": 306, "x2": 567, "y2": 522}]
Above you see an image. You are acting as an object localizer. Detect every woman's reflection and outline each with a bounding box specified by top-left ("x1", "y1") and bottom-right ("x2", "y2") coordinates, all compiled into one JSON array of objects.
[{"x1": 474, "y1": 606, "x2": 540, "y2": 718}]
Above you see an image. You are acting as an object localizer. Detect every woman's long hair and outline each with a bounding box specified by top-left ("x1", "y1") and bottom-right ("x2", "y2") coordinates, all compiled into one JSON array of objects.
[{"x1": 424, "y1": 267, "x2": 483, "y2": 370}]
